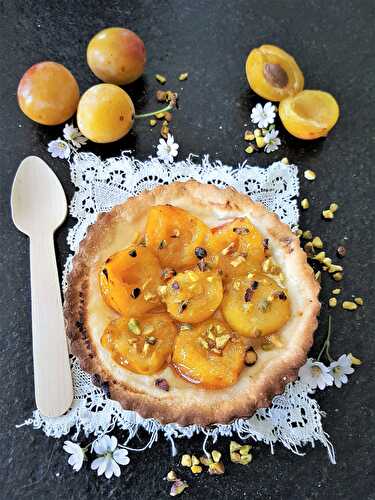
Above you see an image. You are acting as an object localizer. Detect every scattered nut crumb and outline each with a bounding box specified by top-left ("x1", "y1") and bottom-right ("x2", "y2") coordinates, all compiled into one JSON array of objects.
[
  {"x1": 191, "y1": 465, "x2": 202, "y2": 474},
  {"x1": 170, "y1": 479, "x2": 188, "y2": 496},
  {"x1": 322, "y1": 209, "x2": 334, "y2": 220},
  {"x1": 354, "y1": 297, "x2": 364, "y2": 305},
  {"x1": 329, "y1": 202, "x2": 339, "y2": 213},
  {"x1": 178, "y1": 72, "x2": 188, "y2": 81},
  {"x1": 281, "y1": 157, "x2": 289, "y2": 164},
  {"x1": 304, "y1": 169, "x2": 316, "y2": 181},
  {"x1": 208, "y1": 462, "x2": 225, "y2": 475},
  {"x1": 155, "y1": 73, "x2": 167, "y2": 84},
  {"x1": 181, "y1": 454, "x2": 192, "y2": 467},
  {"x1": 348, "y1": 353, "x2": 362, "y2": 365},
  {"x1": 303, "y1": 230, "x2": 313, "y2": 240},
  {"x1": 254, "y1": 129, "x2": 262, "y2": 137},
  {"x1": 211, "y1": 450, "x2": 222, "y2": 463},
  {"x1": 167, "y1": 471, "x2": 177, "y2": 481},
  {"x1": 149, "y1": 118, "x2": 157, "y2": 127},
  {"x1": 342, "y1": 301, "x2": 357, "y2": 310},
  {"x1": 301, "y1": 198, "x2": 310, "y2": 209},
  {"x1": 329, "y1": 297, "x2": 337, "y2": 308},
  {"x1": 312, "y1": 236, "x2": 323, "y2": 249},
  {"x1": 255, "y1": 136, "x2": 265, "y2": 148},
  {"x1": 244, "y1": 130, "x2": 255, "y2": 141},
  {"x1": 245, "y1": 145, "x2": 254, "y2": 154},
  {"x1": 332, "y1": 288, "x2": 341, "y2": 295},
  {"x1": 333, "y1": 272, "x2": 343, "y2": 281}
]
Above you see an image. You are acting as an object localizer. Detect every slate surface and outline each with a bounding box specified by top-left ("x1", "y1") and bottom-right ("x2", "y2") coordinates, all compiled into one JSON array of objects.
[{"x1": 0, "y1": 1, "x2": 374, "y2": 498}]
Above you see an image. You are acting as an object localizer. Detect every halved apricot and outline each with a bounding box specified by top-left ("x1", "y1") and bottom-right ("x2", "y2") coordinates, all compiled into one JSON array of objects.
[
  {"x1": 246, "y1": 45, "x2": 304, "y2": 101},
  {"x1": 162, "y1": 269, "x2": 223, "y2": 323},
  {"x1": 145, "y1": 205, "x2": 210, "y2": 270},
  {"x1": 222, "y1": 273, "x2": 291, "y2": 337},
  {"x1": 279, "y1": 90, "x2": 339, "y2": 139},
  {"x1": 172, "y1": 319, "x2": 245, "y2": 389},
  {"x1": 99, "y1": 245, "x2": 162, "y2": 316},
  {"x1": 101, "y1": 313, "x2": 176, "y2": 375},
  {"x1": 206, "y1": 218, "x2": 266, "y2": 279}
]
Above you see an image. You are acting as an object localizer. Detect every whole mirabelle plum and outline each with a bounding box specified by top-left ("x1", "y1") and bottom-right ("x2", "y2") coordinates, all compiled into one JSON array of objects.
[
  {"x1": 17, "y1": 61, "x2": 80, "y2": 125},
  {"x1": 87, "y1": 27, "x2": 146, "y2": 85},
  {"x1": 77, "y1": 84, "x2": 135, "y2": 143}
]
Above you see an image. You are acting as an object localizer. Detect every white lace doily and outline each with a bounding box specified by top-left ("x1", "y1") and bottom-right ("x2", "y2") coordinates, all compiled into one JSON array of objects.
[{"x1": 22, "y1": 153, "x2": 335, "y2": 464}]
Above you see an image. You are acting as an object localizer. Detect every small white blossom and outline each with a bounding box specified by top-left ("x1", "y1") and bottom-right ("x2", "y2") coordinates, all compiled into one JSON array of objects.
[
  {"x1": 329, "y1": 354, "x2": 354, "y2": 388},
  {"x1": 63, "y1": 123, "x2": 88, "y2": 148},
  {"x1": 264, "y1": 129, "x2": 281, "y2": 153},
  {"x1": 298, "y1": 358, "x2": 334, "y2": 391},
  {"x1": 63, "y1": 441, "x2": 85, "y2": 472},
  {"x1": 48, "y1": 139, "x2": 71, "y2": 159},
  {"x1": 91, "y1": 435, "x2": 130, "y2": 479},
  {"x1": 156, "y1": 134, "x2": 179, "y2": 163},
  {"x1": 250, "y1": 102, "x2": 276, "y2": 129}
]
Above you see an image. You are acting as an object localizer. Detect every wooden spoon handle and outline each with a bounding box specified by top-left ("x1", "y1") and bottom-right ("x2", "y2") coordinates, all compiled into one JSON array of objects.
[{"x1": 29, "y1": 232, "x2": 73, "y2": 417}]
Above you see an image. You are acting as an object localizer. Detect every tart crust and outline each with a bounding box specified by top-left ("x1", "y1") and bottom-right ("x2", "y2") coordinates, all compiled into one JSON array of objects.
[{"x1": 65, "y1": 181, "x2": 320, "y2": 426}]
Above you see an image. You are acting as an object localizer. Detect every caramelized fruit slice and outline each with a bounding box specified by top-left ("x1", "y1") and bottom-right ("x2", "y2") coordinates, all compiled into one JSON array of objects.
[
  {"x1": 172, "y1": 319, "x2": 245, "y2": 389},
  {"x1": 162, "y1": 269, "x2": 223, "y2": 323},
  {"x1": 222, "y1": 273, "x2": 291, "y2": 337},
  {"x1": 87, "y1": 27, "x2": 146, "y2": 85},
  {"x1": 99, "y1": 245, "x2": 162, "y2": 316},
  {"x1": 206, "y1": 218, "x2": 266, "y2": 279},
  {"x1": 145, "y1": 205, "x2": 210, "y2": 270},
  {"x1": 77, "y1": 83, "x2": 135, "y2": 143},
  {"x1": 246, "y1": 45, "x2": 304, "y2": 101},
  {"x1": 279, "y1": 90, "x2": 339, "y2": 139},
  {"x1": 17, "y1": 61, "x2": 80, "y2": 125},
  {"x1": 101, "y1": 313, "x2": 176, "y2": 375}
]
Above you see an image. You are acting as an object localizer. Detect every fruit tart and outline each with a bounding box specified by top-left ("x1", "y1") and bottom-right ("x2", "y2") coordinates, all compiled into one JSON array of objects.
[{"x1": 65, "y1": 181, "x2": 320, "y2": 425}]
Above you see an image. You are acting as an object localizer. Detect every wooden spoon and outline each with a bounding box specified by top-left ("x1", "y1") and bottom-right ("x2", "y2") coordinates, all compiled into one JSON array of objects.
[{"x1": 11, "y1": 156, "x2": 73, "y2": 417}]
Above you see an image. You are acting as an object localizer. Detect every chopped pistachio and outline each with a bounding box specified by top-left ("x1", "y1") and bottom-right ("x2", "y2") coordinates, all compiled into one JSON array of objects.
[
  {"x1": 239, "y1": 454, "x2": 253, "y2": 465},
  {"x1": 191, "y1": 455, "x2": 200, "y2": 466},
  {"x1": 155, "y1": 73, "x2": 167, "y2": 84},
  {"x1": 199, "y1": 455, "x2": 212, "y2": 466},
  {"x1": 160, "y1": 120, "x2": 169, "y2": 139},
  {"x1": 199, "y1": 337, "x2": 209, "y2": 350},
  {"x1": 244, "y1": 130, "x2": 255, "y2": 141},
  {"x1": 255, "y1": 136, "x2": 265, "y2": 148},
  {"x1": 301, "y1": 198, "x2": 310, "y2": 209},
  {"x1": 230, "y1": 441, "x2": 242, "y2": 453},
  {"x1": 342, "y1": 301, "x2": 358, "y2": 310},
  {"x1": 329, "y1": 202, "x2": 339, "y2": 213},
  {"x1": 295, "y1": 228, "x2": 303, "y2": 237},
  {"x1": 211, "y1": 450, "x2": 222, "y2": 463},
  {"x1": 155, "y1": 112, "x2": 165, "y2": 119},
  {"x1": 329, "y1": 297, "x2": 337, "y2": 308},
  {"x1": 170, "y1": 479, "x2": 188, "y2": 496},
  {"x1": 348, "y1": 353, "x2": 362, "y2": 365},
  {"x1": 329, "y1": 264, "x2": 343, "y2": 274},
  {"x1": 303, "y1": 230, "x2": 313, "y2": 240},
  {"x1": 281, "y1": 157, "x2": 289, "y2": 164},
  {"x1": 333, "y1": 272, "x2": 343, "y2": 281},
  {"x1": 208, "y1": 462, "x2": 225, "y2": 475},
  {"x1": 254, "y1": 128, "x2": 262, "y2": 137},
  {"x1": 312, "y1": 236, "x2": 323, "y2": 249},
  {"x1": 323, "y1": 257, "x2": 332, "y2": 267},
  {"x1": 191, "y1": 465, "x2": 202, "y2": 474},
  {"x1": 167, "y1": 470, "x2": 177, "y2": 481},
  {"x1": 304, "y1": 169, "x2": 316, "y2": 180},
  {"x1": 178, "y1": 72, "x2": 189, "y2": 81},
  {"x1": 181, "y1": 454, "x2": 192, "y2": 467},
  {"x1": 354, "y1": 297, "x2": 364, "y2": 305},
  {"x1": 215, "y1": 334, "x2": 231, "y2": 350},
  {"x1": 314, "y1": 251, "x2": 326, "y2": 262},
  {"x1": 322, "y1": 209, "x2": 334, "y2": 219},
  {"x1": 332, "y1": 288, "x2": 341, "y2": 295},
  {"x1": 230, "y1": 451, "x2": 241, "y2": 463},
  {"x1": 304, "y1": 241, "x2": 314, "y2": 255},
  {"x1": 149, "y1": 118, "x2": 157, "y2": 127},
  {"x1": 128, "y1": 318, "x2": 141, "y2": 335},
  {"x1": 245, "y1": 145, "x2": 254, "y2": 154},
  {"x1": 164, "y1": 111, "x2": 173, "y2": 122},
  {"x1": 315, "y1": 271, "x2": 321, "y2": 282},
  {"x1": 239, "y1": 445, "x2": 252, "y2": 455}
]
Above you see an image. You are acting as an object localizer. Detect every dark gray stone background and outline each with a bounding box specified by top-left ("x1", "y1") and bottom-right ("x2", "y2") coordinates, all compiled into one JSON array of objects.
[{"x1": 0, "y1": 1, "x2": 374, "y2": 499}]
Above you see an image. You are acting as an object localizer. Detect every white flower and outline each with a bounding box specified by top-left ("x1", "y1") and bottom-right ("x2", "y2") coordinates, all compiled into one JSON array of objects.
[
  {"x1": 63, "y1": 123, "x2": 88, "y2": 148},
  {"x1": 63, "y1": 441, "x2": 85, "y2": 472},
  {"x1": 298, "y1": 358, "x2": 334, "y2": 391},
  {"x1": 264, "y1": 129, "x2": 281, "y2": 153},
  {"x1": 329, "y1": 354, "x2": 354, "y2": 388},
  {"x1": 156, "y1": 134, "x2": 179, "y2": 163},
  {"x1": 48, "y1": 139, "x2": 71, "y2": 159},
  {"x1": 91, "y1": 435, "x2": 130, "y2": 479},
  {"x1": 250, "y1": 102, "x2": 276, "y2": 128}
]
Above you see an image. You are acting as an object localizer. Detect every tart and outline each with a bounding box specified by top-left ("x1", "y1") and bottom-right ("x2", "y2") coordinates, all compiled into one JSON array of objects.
[{"x1": 65, "y1": 181, "x2": 320, "y2": 425}]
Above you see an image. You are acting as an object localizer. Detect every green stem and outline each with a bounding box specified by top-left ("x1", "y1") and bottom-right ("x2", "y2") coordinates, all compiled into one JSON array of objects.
[
  {"x1": 317, "y1": 315, "x2": 333, "y2": 362},
  {"x1": 134, "y1": 103, "x2": 173, "y2": 119}
]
